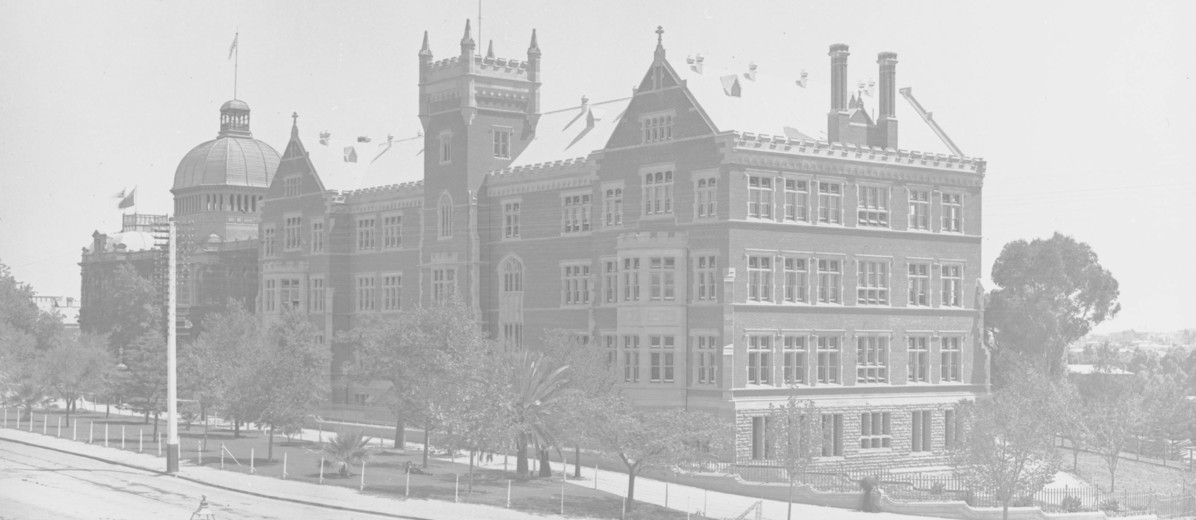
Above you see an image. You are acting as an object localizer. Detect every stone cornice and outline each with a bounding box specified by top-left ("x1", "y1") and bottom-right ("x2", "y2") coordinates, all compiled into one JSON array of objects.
[
  {"x1": 724, "y1": 132, "x2": 986, "y2": 188},
  {"x1": 484, "y1": 157, "x2": 597, "y2": 197}
]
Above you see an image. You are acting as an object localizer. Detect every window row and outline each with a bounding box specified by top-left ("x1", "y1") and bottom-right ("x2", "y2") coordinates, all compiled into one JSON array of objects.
[
  {"x1": 261, "y1": 270, "x2": 461, "y2": 313},
  {"x1": 746, "y1": 175, "x2": 965, "y2": 233},
  {"x1": 178, "y1": 193, "x2": 261, "y2": 215},
  {"x1": 749, "y1": 409, "x2": 961, "y2": 460},
  {"x1": 746, "y1": 255, "x2": 965, "y2": 308},
  {"x1": 744, "y1": 333, "x2": 965, "y2": 387},
  {"x1": 601, "y1": 334, "x2": 722, "y2": 386}
]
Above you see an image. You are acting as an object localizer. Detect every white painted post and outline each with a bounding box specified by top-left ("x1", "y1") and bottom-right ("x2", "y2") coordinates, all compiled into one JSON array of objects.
[
  {"x1": 122, "y1": 426, "x2": 126, "y2": 449},
  {"x1": 250, "y1": 448, "x2": 255, "y2": 474},
  {"x1": 687, "y1": 493, "x2": 691, "y2": 520},
  {"x1": 221, "y1": 443, "x2": 225, "y2": 470},
  {"x1": 317, "y1": 422, "x2": 322, "y2": 443},
  {"x1": 454, "y1": 474, "x2": 459, "y2": 502},
  {"x1": 89, "y1": 421, "x2": 94, "y2": 444},
  {"x1": 283, "y1": 452, "x2": 287, "y2": 479},
  {"x1": 177, "y1": 443, "x2": 181, "y2": 463},
  {"x1": 665, "y1": 480, "x2": 669, "y2": 508},
  {"x1": 319, "y1": 457, "x2": 324, "y2": 484},
  {"x1": 3, "y1": 407, "x2": 7, "y2": 426},
  {"x1": 157, "y1": 433, "x2": 162, "y2": 456},
  {"x1": 73, "y1": 419, "x2": 77, "y2": 441},
  {"x1": 595, "y1": 462, "x2": 599, "y2": 489},
  {"x1": 28, "y1": 412, "x2": 33, "y2": 431},
  {"x1": 104, "y1": 422, "x2": 108, "y2": 447},
  {"x1": 360, "y1": 461, "x2": 365, "y2": 492},
  {"x1": 139, "y1": 429, "x2": 143, "y2": 452},
  {"x1": 405, "y1": 466, "x2": 410, "y2": 497},
  {"x1": 14, "y1": 410, "x2": 19, "y2": 431},
  {"x1": 622, "y1": 496, "x2": 626, "y2": 520},
  {"x1": 197, "y1": 441, "x2": 202, "y2": 465},
  {"x1": 42, "y1": 414, "x2": 47, "y2": 434},
  {"x1": 507, "y1": 480, "x2": 511, "y2": 508},
  {"x1": 57, "y1": 416, "x2": 61, "y2": 437},
  {"x1": 704, "y1": 489, "x2": 708, "y2": 516},
  {"x1": 561, "y1": 480, "x2": 565, "y2": 515}
]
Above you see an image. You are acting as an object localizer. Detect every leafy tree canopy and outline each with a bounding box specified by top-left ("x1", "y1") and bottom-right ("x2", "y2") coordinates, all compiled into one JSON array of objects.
[{"x1": 987, "y1": 233, "x2": 1120, "y2": 379}]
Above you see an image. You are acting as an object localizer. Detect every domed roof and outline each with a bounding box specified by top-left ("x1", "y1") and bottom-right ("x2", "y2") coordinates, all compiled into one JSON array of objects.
[
  {"x1": 173, "y1": 136, "x2": 280, "y2": 190},
  {"x1": 221, "y1": 99, "x2": 250, "y2": 111},
  {"x1": 173, "y1": 99, "x2": 280, "y2": 191}
]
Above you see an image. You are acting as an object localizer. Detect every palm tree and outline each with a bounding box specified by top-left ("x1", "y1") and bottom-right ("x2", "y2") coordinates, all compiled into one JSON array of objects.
[
  {"x1": 7, "y1": 382, "x2": 50, "y2": 420},
  {"x1": 505, "y1": 351, "x2": 570, "y2": 478},
  {"x1": 322, "y1": 431, "x2": 372, "y2": 477}
]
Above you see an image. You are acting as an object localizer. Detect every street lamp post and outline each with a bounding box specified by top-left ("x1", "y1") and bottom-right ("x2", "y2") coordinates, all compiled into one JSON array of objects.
[{"x1": 166, "y1": 219, "x2": 179, "y2": 473}]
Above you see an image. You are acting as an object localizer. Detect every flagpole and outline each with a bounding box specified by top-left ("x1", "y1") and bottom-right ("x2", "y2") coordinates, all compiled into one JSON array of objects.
[{"x1": 234, "y1": 31, "x2": 239, "y2": 100}]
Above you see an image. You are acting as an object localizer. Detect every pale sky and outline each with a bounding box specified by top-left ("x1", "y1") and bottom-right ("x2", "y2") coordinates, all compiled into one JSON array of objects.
[{"x1": 1, "y1": 0, "x2": 1193, "y2": 333}]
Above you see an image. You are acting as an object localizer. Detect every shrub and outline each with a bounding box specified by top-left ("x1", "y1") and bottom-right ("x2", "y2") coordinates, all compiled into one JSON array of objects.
[
  {"x1": 930, "y1": 482, "x2": 946, "y2": 495},
  {"x1": 1099, "y1": 498, "x2": 1119, "y2": 513},
  {"x1": 1060, "y1": 495, "x2": 1084, "y2": 512}
]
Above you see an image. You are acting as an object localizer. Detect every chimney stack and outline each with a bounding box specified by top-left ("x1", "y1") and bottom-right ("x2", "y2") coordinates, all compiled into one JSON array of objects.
[
  {"x1": 829, "y1": 44, "x2": 850, "y2": 111},
  {"x1": 875, "y1": 52, "x2": 899, "y2": 149}
]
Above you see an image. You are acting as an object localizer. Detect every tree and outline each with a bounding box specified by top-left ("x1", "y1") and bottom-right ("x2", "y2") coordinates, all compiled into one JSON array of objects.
[
  {"x1": 343, "y1": 314, "x2": 422, "y2": 450},
  {"x1": 102, "y1": 263, "x2": 161, "y2": 358},
  {"x1": 767, "y1": 398, "x2": 822, "y2": 520},
  {"x1": 499, "y1": 349, "x2": 571, "y2": 478},
  {"x1": 986, "y1": 233, "x2": 1120, "y2": 380},
  {"x1": 535, "y1": 330, "x2": 621, "y2": 478},
  {"x1": 587, "y1": 397, "x2": 728, "y2": 513},
  {"x1": 39, "y1": 333, "x2": 113, "y2": 427},
  {"x1": 443, "y1": 342, "x2": 510, "y2": 493},
  {"x1": 1055, "y1": 379, "x2": 1090, "y2": 471},
  {"x1": 1083, "y1": 374, "x2": 1146, "y2": 491},
  {"x1": 0, "y1": 260, "x2": 62, "y2": 352},
  {"x1": 191, "y1": 301, "x2": 264, "y2": 439},
  {"x1": 6, "y1": 381, "x2": 50, "y2": 420},
  {"x1": 954, "y1": 365, "x2": 1064, "y2": 520},
  {"x1": 116, "y1": 330, "x2": 168, "y2": 436},
  {"x1": 323, "y1": 431, "x2": 373, "y2": 477},
  {"x1": 249, "y1": 309, "x2": 330, "y2": 460}
]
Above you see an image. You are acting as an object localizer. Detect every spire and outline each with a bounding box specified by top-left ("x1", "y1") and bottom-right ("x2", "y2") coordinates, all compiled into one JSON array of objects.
[
  {"x1": 486, "y1": 39, "x2": 494, "y2": 59},
  {"x1": 527, "y1": 28, "x2": 540, "y2": 56},
  {"x1": 419, "y1": 30, "x2": 432, "y2": 58},
  {"x1": 461, "y1": 19, "x2": 475, "y2": 51},
  {"x1": 654, "y1": 25, "x2": 666, "y2": 62}
]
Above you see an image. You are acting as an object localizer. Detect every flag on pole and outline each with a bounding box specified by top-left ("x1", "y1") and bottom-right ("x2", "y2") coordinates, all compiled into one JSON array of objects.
[
  {"x1": 228, "y1": 33, "x2": 238, "y2": 60},
  {"x1": 117, "y1": 188, "x2": 136, "y2": 209}
]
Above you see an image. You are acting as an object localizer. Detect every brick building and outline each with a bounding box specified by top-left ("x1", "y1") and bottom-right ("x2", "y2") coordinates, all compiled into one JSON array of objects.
[{"x1": 259, "y1": 23, "x2": 988, "y2": 469}]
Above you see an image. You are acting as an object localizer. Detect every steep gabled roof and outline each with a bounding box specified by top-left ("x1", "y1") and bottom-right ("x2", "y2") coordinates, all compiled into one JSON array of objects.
[
  {"x1": 504, "y1": 97, "x2": 631, "y2": 170},
  {"x1": 304, "y1": 131, "x2": 424, "y2": 192}
]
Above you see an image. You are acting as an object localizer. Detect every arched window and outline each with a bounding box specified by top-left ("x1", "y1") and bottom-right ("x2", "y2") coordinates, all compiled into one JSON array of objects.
[
  {"x1": 498, "y1": 255, "x2": 524, "y2": 349},
  {"x1": 501, "y1": 256, "x2": 523, "y2": 294},
  {"x1": 438, "y1": 192, "x2": 453, "y2": 239}
]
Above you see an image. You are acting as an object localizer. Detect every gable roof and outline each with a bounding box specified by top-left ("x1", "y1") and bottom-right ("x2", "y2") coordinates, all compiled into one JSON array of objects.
[
  {"x1": 503, "y1": 97, "x2": 631, "y2": 171},
  {"x1": 303, "y1": 131, "x2": 424, "y2": 192}
]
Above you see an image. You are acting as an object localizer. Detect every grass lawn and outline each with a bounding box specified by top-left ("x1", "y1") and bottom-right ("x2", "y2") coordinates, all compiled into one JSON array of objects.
[
  {"x1": 1060, "y1": 447, "x2": 1195, "y2": 495},
  {"x1": 3, "y1": 407, "x2": 710, "y2": 519}
]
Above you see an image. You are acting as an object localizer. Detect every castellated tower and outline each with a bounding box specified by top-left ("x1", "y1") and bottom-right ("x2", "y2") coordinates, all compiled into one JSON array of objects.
[{"x1": 417, "y1": 21, "x2": 542, "y2": 312}]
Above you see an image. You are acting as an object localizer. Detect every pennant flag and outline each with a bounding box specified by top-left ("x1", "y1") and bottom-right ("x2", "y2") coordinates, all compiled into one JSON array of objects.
[
  {"x1": 113, "y1": 188, "x2": 127, "y2": 200},
  {"x1": 117, "y1": 188, "x2": 136, "y2": 209},
  {"x1": 228, "y1": 33, "x2": 238, "y2": 60}
]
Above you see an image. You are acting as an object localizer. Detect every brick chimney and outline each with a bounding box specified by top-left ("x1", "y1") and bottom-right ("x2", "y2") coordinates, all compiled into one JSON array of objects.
[
  {"x1": 827, "y1": 43, "x2": 850, "y2": 143},
  {"x1": 873, "y1": 52, "x2": 899, "y2": 149}
]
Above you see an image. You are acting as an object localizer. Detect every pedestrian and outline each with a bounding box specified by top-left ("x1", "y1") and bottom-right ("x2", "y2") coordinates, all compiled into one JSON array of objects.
[{"x1": 486, "y1": 451, "x2": 494, "y2": 463}]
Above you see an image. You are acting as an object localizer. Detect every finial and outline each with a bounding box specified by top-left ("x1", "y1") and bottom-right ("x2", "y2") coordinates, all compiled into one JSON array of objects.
[
  {"x1": 419, "y1": 30, "x2": 432, "y2": 58},
  {"x1": 291, "y1": 112, "x2": 299, "y2": 137},
  {"x1": 462, "y1": 19, "x2": 474, "y2": 46},
  {"x1": 486, "y1": 40, "x2": 494, "y2": 59},
  {"x1": 656, "y1": 25, "x2": 664, "y2": 46},
  {"x1": 528, "y1": 28, "x2": 540, "y2": 55}
]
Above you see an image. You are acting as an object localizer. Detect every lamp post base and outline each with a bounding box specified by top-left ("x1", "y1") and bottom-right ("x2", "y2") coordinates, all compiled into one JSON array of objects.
[{"x1": 166, "y1": 444, "x2": 179, "y2": 473}]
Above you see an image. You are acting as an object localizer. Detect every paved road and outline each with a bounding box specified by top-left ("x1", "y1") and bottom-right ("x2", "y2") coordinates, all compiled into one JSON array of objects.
[{"x1": 0, "y1": 442, "x2": 402, "y2": 520}]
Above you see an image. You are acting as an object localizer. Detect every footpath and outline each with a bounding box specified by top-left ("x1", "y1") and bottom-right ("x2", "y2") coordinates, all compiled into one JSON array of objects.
[{"x1": 15, "y1": 402, "x2": 936, "y2": 520}]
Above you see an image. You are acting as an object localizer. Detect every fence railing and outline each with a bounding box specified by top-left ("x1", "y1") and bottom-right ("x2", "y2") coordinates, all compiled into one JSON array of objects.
[{"x1": 719, "y1": 462, "x2": 1195, "y2": 518}]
